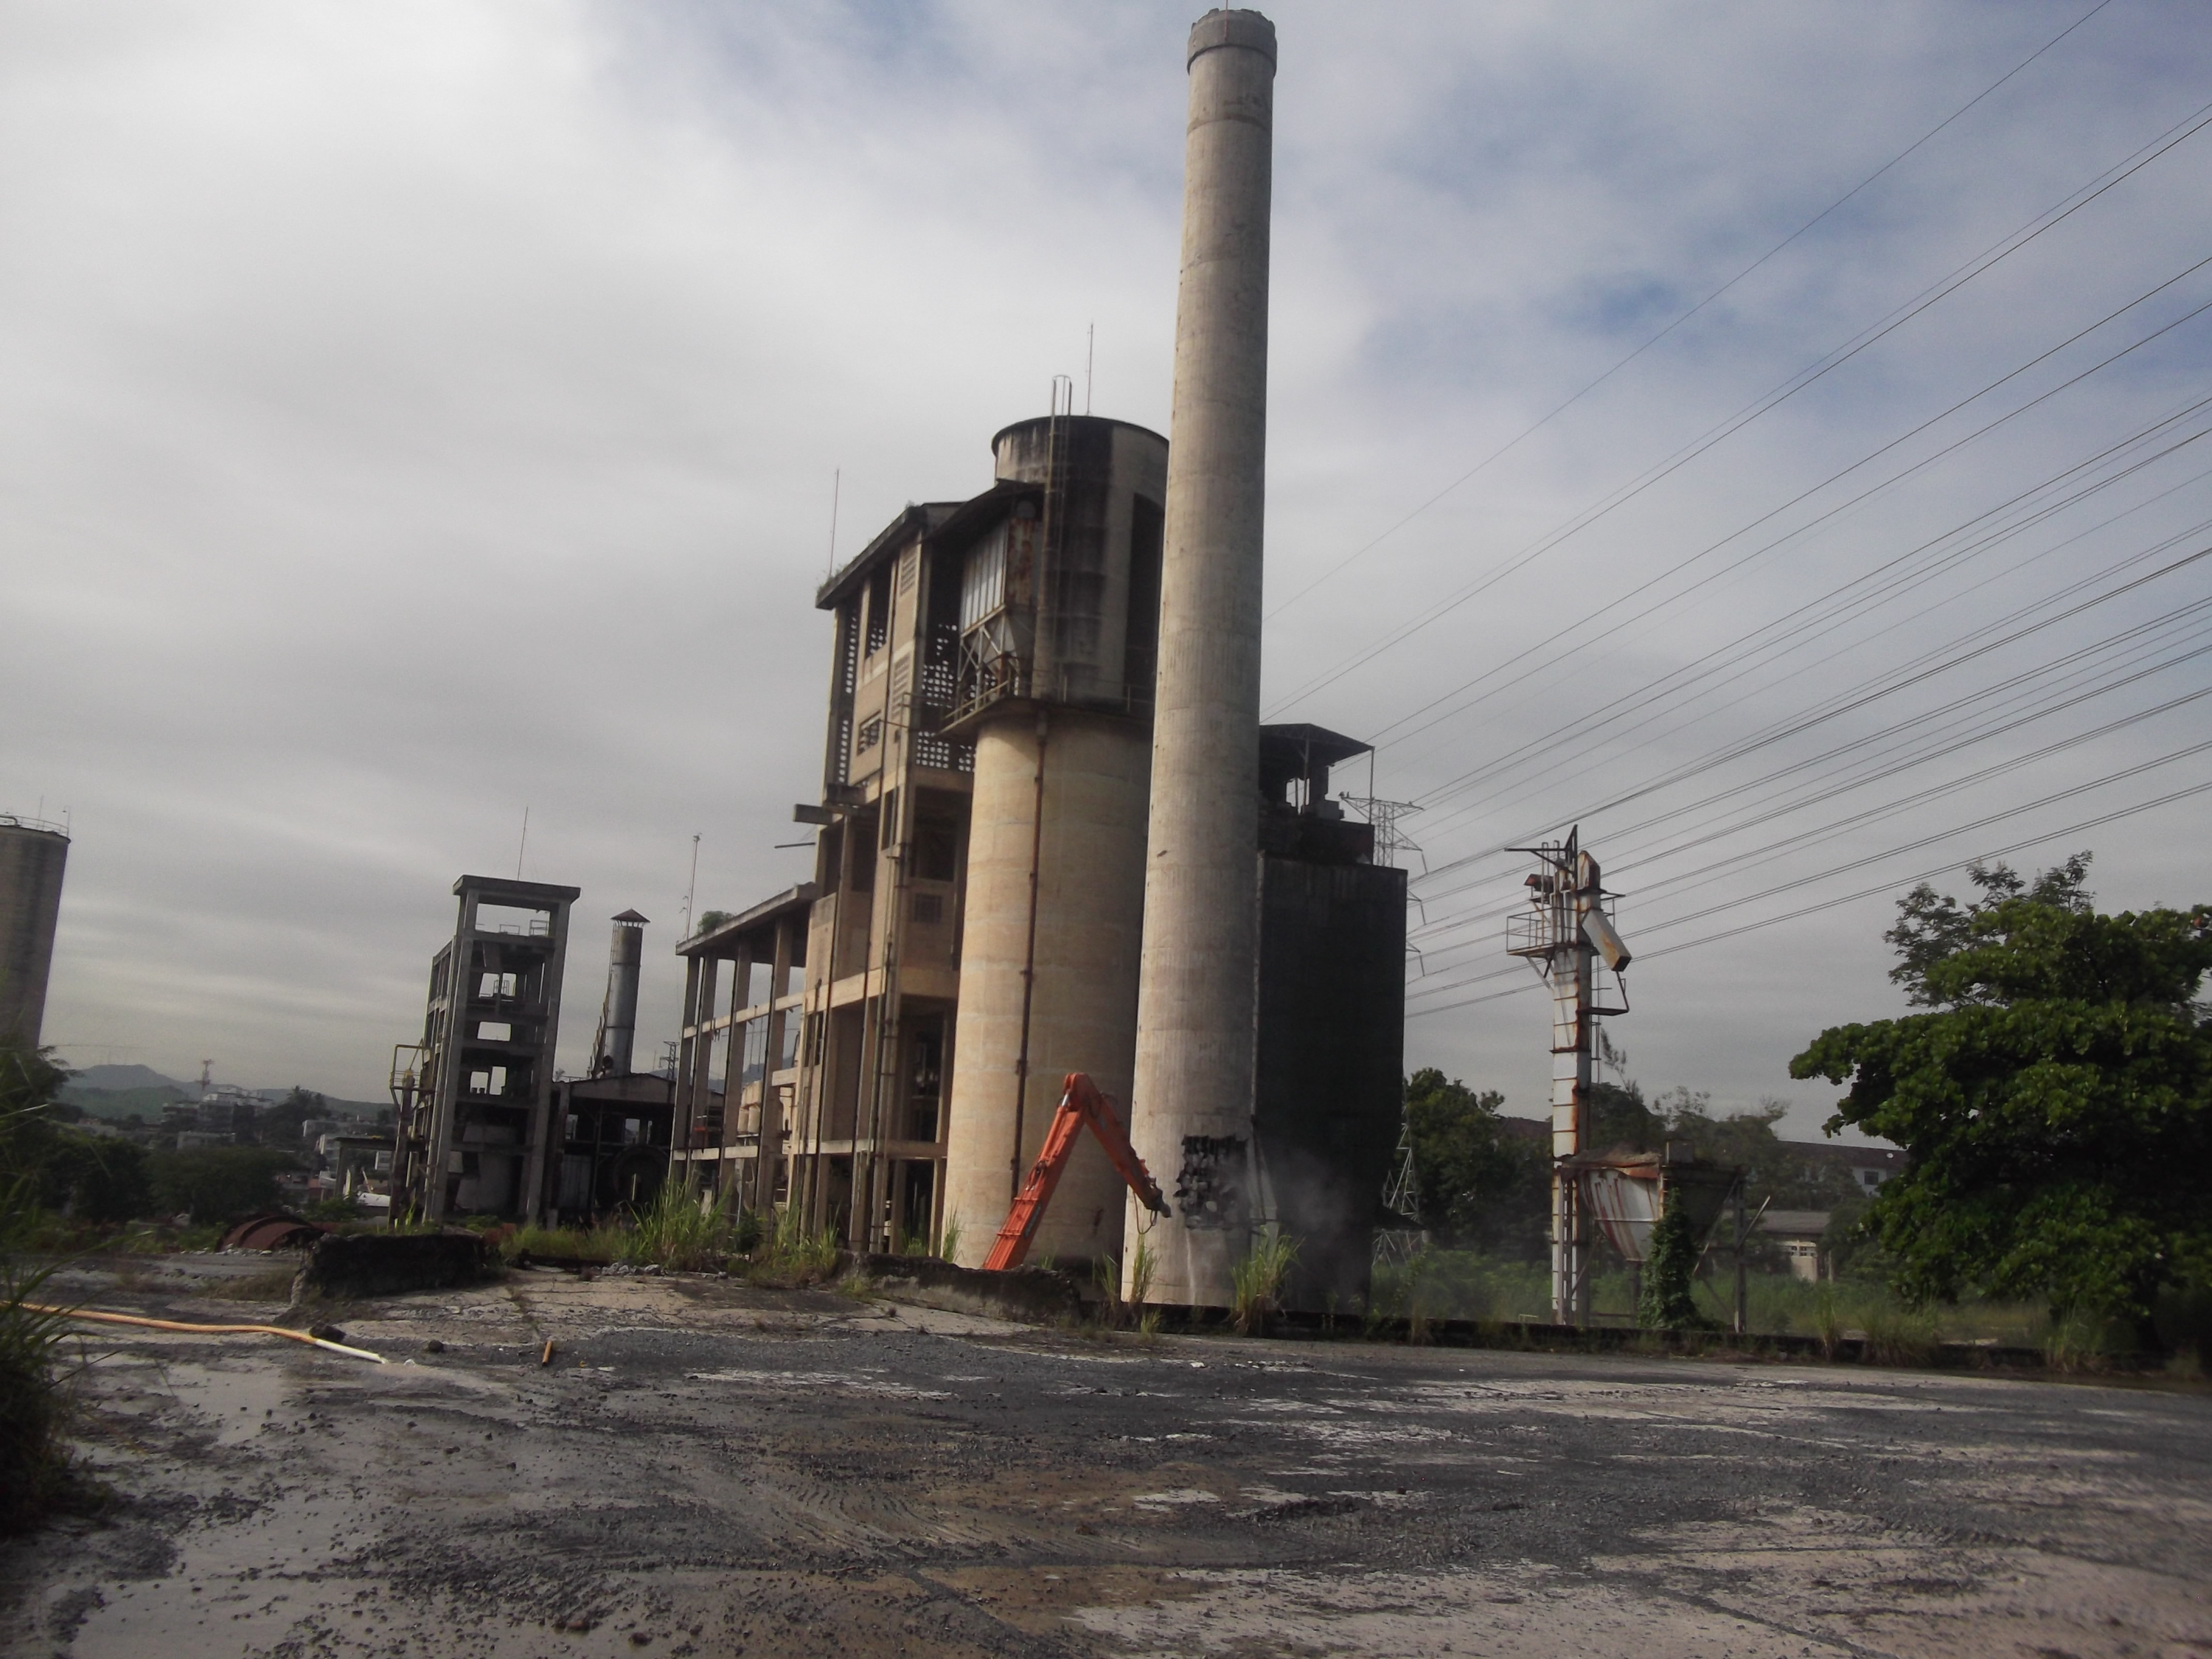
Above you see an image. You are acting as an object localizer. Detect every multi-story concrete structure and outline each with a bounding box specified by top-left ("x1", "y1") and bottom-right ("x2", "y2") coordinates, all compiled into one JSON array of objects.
[
  {"x1": 391, "y1": 874, "x2": 577, "y2": 1222},
  {"x1": 673, "y1": 413, "x2": 1170, "y2": 1262},
  {"x1": 677, "y1": 408, "x2": 1405, "y2": 1306},
  {"x1": 669, "y1": 883, "x2": 812, "y2": 1218},
  {"x1": 0, "y1": 815, "x2": 69, "y2": 1048}
]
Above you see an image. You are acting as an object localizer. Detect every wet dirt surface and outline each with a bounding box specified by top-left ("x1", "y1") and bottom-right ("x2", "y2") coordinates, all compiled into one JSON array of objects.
[{"x1": 3, "y1": 1256, "x2": 2209, "y2": 1658}]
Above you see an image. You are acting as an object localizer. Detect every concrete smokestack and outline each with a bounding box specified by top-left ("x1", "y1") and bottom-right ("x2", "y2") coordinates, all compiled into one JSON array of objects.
[
  {"x1": 594, "y1": 910, "x2": 647, "y2": 1076},
  {"x1": 0, "y1": 817, "x2": 69, "y2": 1048},
  {"x1": 1126, "y1": 9, "x2": 1276, "y2": 1308}
]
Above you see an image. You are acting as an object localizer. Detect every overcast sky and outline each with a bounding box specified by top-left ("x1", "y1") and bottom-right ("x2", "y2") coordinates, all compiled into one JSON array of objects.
[{"x1": 6, "y1": 1, "x2": 2208, "y2": 1135}]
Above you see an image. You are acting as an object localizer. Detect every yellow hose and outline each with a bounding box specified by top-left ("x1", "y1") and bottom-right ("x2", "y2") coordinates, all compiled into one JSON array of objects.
[{"x1": 24, "y1": 1304, "x2": 387, "y2": 1364}]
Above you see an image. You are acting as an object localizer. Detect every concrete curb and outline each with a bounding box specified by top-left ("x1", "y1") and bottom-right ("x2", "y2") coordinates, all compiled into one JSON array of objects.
[{"x1": 846, "y1": 1253, "x2": 1087, "y2": 1325}]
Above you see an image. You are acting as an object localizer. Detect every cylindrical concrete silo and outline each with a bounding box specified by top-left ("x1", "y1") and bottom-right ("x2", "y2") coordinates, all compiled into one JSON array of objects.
[
  {"x1": 939, "y1": 417, "x2": 1168, "y2": 1267},
  {"x1": 1126, "y1": 9, "x2": 1276, "y2": 1308},
  {"x1": 0, "y1": 817, "x2": 69, "y2": 1049},
  {"x1": 594, "y1": 910, "x2": 648, "y2": 1076}
]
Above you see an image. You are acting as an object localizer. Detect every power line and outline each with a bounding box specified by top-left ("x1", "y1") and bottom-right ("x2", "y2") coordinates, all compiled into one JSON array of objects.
[
  {"x1": 1408, "y1": 742, "x2": 2212, "y2": 1010},
  {"x1": 1410, "y1": 774, "x2": 2212, "y2": 1018},
  {"x1": 1262, "y1": 0, "x2": 2120, "y2": 625},
  {"x1": 1373, "y1": 266, "x2": 2212, "y2": 762},
  {"x1": 1408, "y1": 634, "x2": 2212, "y2": 971},
  {"x1": 1407, "y1": 449, "x2": 2212, "y2": 860},
  {"x1": 1408, "y1": 610, "x2": 2212, "y2": 947},
  {"x1": 1263, "y1": 94, "x2": 2212, "y2": 720}
]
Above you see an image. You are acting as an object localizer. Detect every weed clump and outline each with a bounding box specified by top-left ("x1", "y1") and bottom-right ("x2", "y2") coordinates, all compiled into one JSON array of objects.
[
  {"x1": 1, "y1": 1043, "x2": 90, "y2": 1534},
  {"x1": 1231, "y1": 1231, "x2": 1299, "y2": 1336}
]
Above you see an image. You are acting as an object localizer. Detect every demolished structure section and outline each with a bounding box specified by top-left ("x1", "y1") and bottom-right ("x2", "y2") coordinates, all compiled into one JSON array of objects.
[{"x1": 392, "y1": 874, "x2": 578, "y2": 1223}]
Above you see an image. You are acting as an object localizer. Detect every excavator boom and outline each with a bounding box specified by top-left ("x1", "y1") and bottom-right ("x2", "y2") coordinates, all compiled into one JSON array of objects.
[{"x1": 983, "y1": 1073, "x2": 1167, "y2": 1272}]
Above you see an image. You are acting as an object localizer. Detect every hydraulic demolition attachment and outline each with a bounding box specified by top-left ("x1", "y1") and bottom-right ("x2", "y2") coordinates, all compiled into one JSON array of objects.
[{"x1": 984, "y1": 1073, "x2": 1169, "y2": 1271}]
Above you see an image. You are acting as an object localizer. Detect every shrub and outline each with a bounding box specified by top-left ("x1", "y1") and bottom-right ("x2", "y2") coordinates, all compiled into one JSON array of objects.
[
  {"x1": 148, "y1": 1147, "x2": 295, "y2": 1223},
  {"x1": 36, "y1": 1134, "x2": 151, "y2": 1223},
  {"x1": 1231, "y1": 1231, "x2": 1299, "y2": 1336},
  {"x1": 1638, "y1": 1192, "x2": 1710, "y2": 1330},
  {"x1": 621, "y1": 1180, "x2": 742, "y2": 1273},
  {"x1": 0, "y1": 1261, "x2": 77, "y2": 1535}
]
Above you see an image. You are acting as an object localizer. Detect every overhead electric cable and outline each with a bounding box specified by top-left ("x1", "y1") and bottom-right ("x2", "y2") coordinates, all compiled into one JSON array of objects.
[
  {"x1": 1407, "y1": 739, "x2": 2212, "y2": 1007},
  {"x1": 1408, "y1": 625, "x2": 2212, "y2": 953},
  {"x1": 1408, "y1": 776, "x2": 2212, "y2": 1016},
  {"x1": 1262, "y1": 0, "x2": 2119, "y2": 624},
  {"x1": 1264, "y1": 94, "x2": 2212, "y2": 718},
  {"x1": 1372, "y1": 269, "x2": 2212, "y2": 756},
  {"x1": 1451, "y1": 539, "x2": 2212, "y2": 841},
  {"x1": 1407, "y1": 443, "x2": 2212, "y2": 846},
  {"x1": 1408, "y1": 611, "x2": 2212, "y2": 939}
]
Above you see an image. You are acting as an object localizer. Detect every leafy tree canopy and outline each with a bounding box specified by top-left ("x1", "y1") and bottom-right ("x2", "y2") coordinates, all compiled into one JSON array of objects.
[
  {"x1": 148, "y1": 1147, "x2": 295, "y2": 1223},
  {"x1": 1792, "y1": 853, "x2": 2212, "y2": 1340},
  {"x1": 1401, "y1": 1069, "x2": 1547, "y2": 1255}
]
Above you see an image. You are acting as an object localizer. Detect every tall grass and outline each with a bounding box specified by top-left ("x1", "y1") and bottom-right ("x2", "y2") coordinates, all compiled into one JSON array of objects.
[
  {"x1": 0, "y1": 1253, "x2": 77, "y2": 1534},
  {"x1": 1127, "y1": 1230, "x2": 1161, "y2": 1337},
  {"x1": 760, "y1": 1202, "x2": 840, "y2": 1280},
  {"x1": 1, "y1": 1082, "x2": 83, "y2": 1534},
  {"x1": 1231, "y1": 1231, "x2": 1299, "y2": 1335},
  {"x1": 1365, "y1": 1248, "x2": 2054, "y2": 1349},
  {"x1": 621, "y1": 1180, "x2": 740, "y2": 1273}
]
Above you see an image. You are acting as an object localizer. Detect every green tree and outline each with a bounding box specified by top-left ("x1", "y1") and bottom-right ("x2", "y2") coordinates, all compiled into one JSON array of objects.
[
  {"x1": 147, "y1": 1147, "x2": 294, "y2": 1223},
  {"x1": 38, "y1": 1135, "x2": 152, "y2": 1223},
  {"x1": 1586, "y1": 1077, "x2": 1663, "y2": 1152},
  {"x1": 1402, "y1": 1069, "x2": 1548, "y2": 1256},
  {"x1": 1637, "y1": 1192, "x2": 1708, "y2": 1329},
  {"x1": 257, "y1": 1087, "x2": 326, "y2": 1146},
  {"x1": 1655, "y1": 1088, "x2": 1861, "y2": 1212},
  {"x1": 0, "y1": 1043, "x2": 70, "y2": 1211},
  {"x1": 1790, "y1": 855, "x2": 2211, "y2": 1349}
]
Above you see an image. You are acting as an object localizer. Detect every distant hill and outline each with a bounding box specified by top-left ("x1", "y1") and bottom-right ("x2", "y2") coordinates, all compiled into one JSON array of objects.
[
  {"x1": 60, "y1": 1083, "x2": 190, "y2": 1119},
  {"x1": 69, "y1": 1063, "x2": 185, "y2": 1092}
]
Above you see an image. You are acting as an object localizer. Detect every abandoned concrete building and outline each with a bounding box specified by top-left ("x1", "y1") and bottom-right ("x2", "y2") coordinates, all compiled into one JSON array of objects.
[
  {"x1": 669, "y1": 408, "x2": 1405, "y2": 1304},
  {"x1": 392, "y1": 889, "x2": 677, "y2": 1225},
  {"x1": 383, "y1": 13, "x2": 1401, "y2": 1306},
  {"x1": 391, "y1": 875, "x2": 580, "y2": 1223}
]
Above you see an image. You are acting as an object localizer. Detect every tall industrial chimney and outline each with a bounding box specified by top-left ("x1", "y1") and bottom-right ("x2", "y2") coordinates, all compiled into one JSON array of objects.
[
  {"x1": 0, "y1": 815, "x2": 69, "y2": 1048},
  {"x1": 593, "y1": 910, "x2": 648, "y2": 1077},
  {"x1": 1126, "y1": 9, "x2": 1276, "y2": 1308}
]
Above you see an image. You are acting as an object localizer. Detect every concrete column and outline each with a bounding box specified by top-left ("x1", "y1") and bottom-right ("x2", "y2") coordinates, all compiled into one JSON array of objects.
[
  {"x1": 1126, "y1": 9, "x2": 1276, "y2": 1309},
  {"x1": 0, "y1": 822, "x2": 68, "y2": 1048},
  {"x1": 942, "y1": 713, "x2": 1151, "y2": 1267}
]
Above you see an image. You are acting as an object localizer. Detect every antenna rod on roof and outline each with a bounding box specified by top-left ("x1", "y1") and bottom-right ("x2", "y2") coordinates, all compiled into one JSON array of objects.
[
  {"x1": 1085, "y1": 322, "x2": 1094, "y2": 414},
  {"x1": 827, "y1": 468, "x2": 841, "y2": 577},
  {"x1": 517, "y1": 805, "x2": 529, "y2": 878},
  {"x1": 681, "y1": 833, "x2": 701, "y2": 938}
]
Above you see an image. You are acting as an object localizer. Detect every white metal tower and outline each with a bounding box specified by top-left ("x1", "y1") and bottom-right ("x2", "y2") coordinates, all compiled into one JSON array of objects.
[{"x1": 1506, "y1": 827, "x2": 1632, "y2": 1326}]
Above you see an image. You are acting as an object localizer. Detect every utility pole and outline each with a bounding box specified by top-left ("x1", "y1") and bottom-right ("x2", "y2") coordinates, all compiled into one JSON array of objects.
[{"x1": 1508, "y1": 827, "x2": 1632, "y2": 1327}]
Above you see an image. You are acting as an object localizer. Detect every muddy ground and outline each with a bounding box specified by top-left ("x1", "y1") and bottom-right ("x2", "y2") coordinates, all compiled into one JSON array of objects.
[{"x1": 2, "y1": 1253, "x2": 2208, "y2": 1659}]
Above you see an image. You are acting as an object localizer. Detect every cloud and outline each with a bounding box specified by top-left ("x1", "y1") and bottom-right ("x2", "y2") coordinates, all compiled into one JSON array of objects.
[{"x1": 2, "y1": 1, "x2": 2205, "y2": 1138}]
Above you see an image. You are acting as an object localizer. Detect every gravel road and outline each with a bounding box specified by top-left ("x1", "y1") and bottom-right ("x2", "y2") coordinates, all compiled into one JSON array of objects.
[{"x1": 3, "y1": 1255, "x2": 2208, "y2": 1658}]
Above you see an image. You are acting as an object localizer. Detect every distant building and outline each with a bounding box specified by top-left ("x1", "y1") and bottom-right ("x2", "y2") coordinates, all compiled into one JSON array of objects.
[
  {"x1": 195, "y1": 1086, "x2": 267, "y2": 1144},
  {"x1": 1784, "y1": 1139, "x2": 1904, "y2": 1194},
  {"x1": 1760, "y1": 1209, "x2": 1834, "y2": 1281},
  {"x1": 549, "y1": 1073, "x2": 676, "y2": 1222},
  {"x1": 319, "y1": 1133, "x2": 393, "y2": 1197},
  {"x1": 390, "y1": 874, "x2": 579, "y2": 1223},
  {"x1": 0, "y1": 815, "x2": 68, "y2": 1048}
]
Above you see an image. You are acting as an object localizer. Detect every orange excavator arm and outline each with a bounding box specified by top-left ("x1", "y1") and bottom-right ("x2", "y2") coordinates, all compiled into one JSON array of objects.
[{"x1": 983, "y1": 1072, "x2": 1168, "y2": 1272}]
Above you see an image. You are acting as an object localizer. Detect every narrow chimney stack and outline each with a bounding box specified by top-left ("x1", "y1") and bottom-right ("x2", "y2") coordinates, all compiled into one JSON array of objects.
[
  {"x1": 1127, "y1": 9, "x2": 1276, "y2": 1309},
  {"x1": 594, "y1": 911, "x2": 648, "y2": 1077}
]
